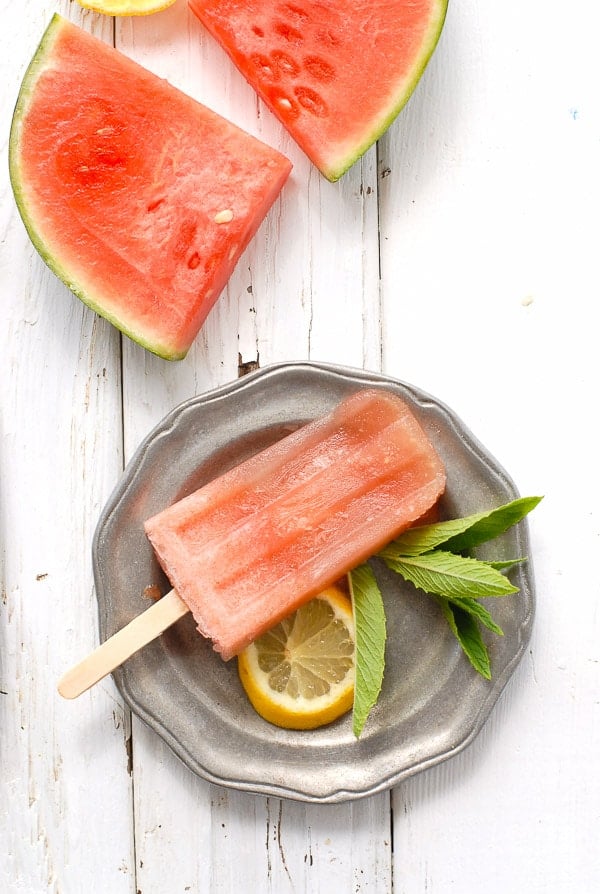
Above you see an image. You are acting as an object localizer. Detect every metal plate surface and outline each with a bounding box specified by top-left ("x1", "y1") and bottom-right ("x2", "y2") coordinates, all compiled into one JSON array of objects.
[{"x1": 93, "y1": 361, "x2": 535, "y2": 803}]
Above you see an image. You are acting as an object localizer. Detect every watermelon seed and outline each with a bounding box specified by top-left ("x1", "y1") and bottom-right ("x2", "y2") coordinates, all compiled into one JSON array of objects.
[
  {"x1": 251, "y1": 54, "x2": 277, "y2": 80},
  {"x1": 252, "y1": 26, "x2": 264, "y2": 38},
  {"x1": 147, "y1": 197, "x2": 165, "y2": 212},
  {"x1": 214, "y1": 209, "x2": 234, "y2": 224},
  {"x1": 273, "y1": 21, "x2": 304, "y2": 45},
  {"x1": 271, "y1": 50, "x2": 300, "y2": 77},
  {"x1": 281, "y1": 4, "x2": 309, "y2": 24},
  {"x1": 294, "y1": 86, "x2": 328, "y2": 118},
  {"x1": 303, "y1": 56, "x2": 335, "y2": 83},
  {"x1": 187, "y1": 252, "x2": 201, "y2": 270}
]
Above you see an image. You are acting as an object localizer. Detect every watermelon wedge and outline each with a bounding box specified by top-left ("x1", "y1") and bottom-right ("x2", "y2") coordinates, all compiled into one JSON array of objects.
[
  {"x1": 9, "y1": 16, "x2": 292, "y2": 360},
  {"x1": 189, "y1": 0, "x2": 448, "y2": 182}
]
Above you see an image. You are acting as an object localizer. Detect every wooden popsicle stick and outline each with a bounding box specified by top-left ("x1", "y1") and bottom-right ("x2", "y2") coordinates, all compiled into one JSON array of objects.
[{"x1": 58, "y1": 589, "x2": 189, "y2": 699}]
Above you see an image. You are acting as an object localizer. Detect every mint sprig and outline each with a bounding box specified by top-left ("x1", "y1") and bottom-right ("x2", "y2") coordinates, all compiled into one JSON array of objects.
[{"x1": 349, "y1": 496, "x2": 542, "y2": 737}]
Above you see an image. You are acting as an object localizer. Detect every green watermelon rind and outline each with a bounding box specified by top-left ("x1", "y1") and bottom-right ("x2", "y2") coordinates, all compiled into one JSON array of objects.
[
  {"x1": 9, "y1": 16, "x2": 186, "y2": 361},
  {"x1": 324, "y1": 0, "x2": 450, "y2": 182}
]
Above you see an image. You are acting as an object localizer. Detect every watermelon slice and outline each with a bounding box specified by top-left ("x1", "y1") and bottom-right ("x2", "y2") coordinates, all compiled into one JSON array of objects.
[
  {"x1": 189, "y1": 0, "x2": 448, "y2": 182},
  {"x1": 9, "y1": 15, "x2": 292, "y2": 360}
]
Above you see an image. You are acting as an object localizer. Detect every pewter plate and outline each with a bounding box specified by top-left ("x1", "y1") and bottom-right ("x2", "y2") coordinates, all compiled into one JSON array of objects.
[{"x1": 93, "y1": 361, "x2": 535, "y2": 803}]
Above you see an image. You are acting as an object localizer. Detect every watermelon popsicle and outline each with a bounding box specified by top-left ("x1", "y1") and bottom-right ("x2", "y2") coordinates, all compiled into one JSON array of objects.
[
  {"x1": 58, "y1": 388, "x2": 445, "y2": 698},
  {"x1": 144, "y1": 389, "x2": 446, "y2": 660}
]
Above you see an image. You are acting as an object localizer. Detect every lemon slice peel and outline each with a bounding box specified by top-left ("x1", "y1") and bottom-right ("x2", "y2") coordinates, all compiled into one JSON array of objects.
[{"x1": 76, "y1": 0, "x2": 177, "y2": 16}]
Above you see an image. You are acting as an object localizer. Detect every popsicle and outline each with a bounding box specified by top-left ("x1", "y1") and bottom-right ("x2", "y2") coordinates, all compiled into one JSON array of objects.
[
  {"x1": 145, "y1": 388, "x2": 446, "y2": 660},
  {"x1": 58, "y1": 388, "x2": 445, "y2": 697}
]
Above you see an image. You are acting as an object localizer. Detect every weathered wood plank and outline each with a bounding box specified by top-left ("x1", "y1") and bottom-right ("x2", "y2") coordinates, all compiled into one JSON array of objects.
[{"x1": 0, "y1": 4, "x2": 134, "y2": 892}]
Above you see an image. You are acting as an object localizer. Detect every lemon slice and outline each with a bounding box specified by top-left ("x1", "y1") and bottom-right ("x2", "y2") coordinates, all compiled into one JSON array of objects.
[
  {"x1": 238, "y1": 586, "x2": 355, "y2": 730},
  {"x1": 77, "y1": 0, "x2": 177, "y2": 15}
]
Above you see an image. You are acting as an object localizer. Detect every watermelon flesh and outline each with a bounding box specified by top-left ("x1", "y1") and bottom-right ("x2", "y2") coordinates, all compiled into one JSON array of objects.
[
  {"x1": 189, "y1": 0, "x2": 448, "y2": 181},
  {"x1": 9, "y1": 16, "x2": 292, "y2": 360},
  {"x1": 144, "y1": 389, "x2": 446, "y2": 660}
]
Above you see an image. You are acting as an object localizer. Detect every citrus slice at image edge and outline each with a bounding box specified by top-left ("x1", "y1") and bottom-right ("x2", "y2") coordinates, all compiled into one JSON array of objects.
[
  {"x1": 77, "y1": 0, "x2": 176, "y2": 16},
  {"x1": 238, "y1": 586, "x2": 355, "y2": 730}
]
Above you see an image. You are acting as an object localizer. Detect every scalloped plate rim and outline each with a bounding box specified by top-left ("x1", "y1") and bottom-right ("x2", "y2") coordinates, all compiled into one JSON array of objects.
[{"x1": 92, "y1": 361, "x2": 535, "y2": 803}]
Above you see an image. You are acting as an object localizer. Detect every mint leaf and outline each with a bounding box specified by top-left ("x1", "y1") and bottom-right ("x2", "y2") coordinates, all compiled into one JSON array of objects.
[
  {"x1": 442, "y1": 496, "x2": 543, "y2": 554},
  {"x1": 349, "y1": 564, "x2": 386, "y2": 738},
  {"x1": 486, "y1": 558, "x2": 526, "y2": 571},
  {"x1": 382, "y1": 496, "x2": 542, "y2": 557},
  {"x1": 437, "y1": 597, "x2": 492, "y2": 679},
  {"x1": 446, "y1": 596, "x2": 504, "y2": 636},
  {"x1": 383, "y1": 550, "x2": 518, "y2": 600}
]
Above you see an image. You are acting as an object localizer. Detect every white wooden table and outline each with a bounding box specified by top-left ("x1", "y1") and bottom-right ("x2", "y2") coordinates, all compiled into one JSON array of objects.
[{"x1": 2, "y1": 2, "x2": 599, "y2": 891}]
